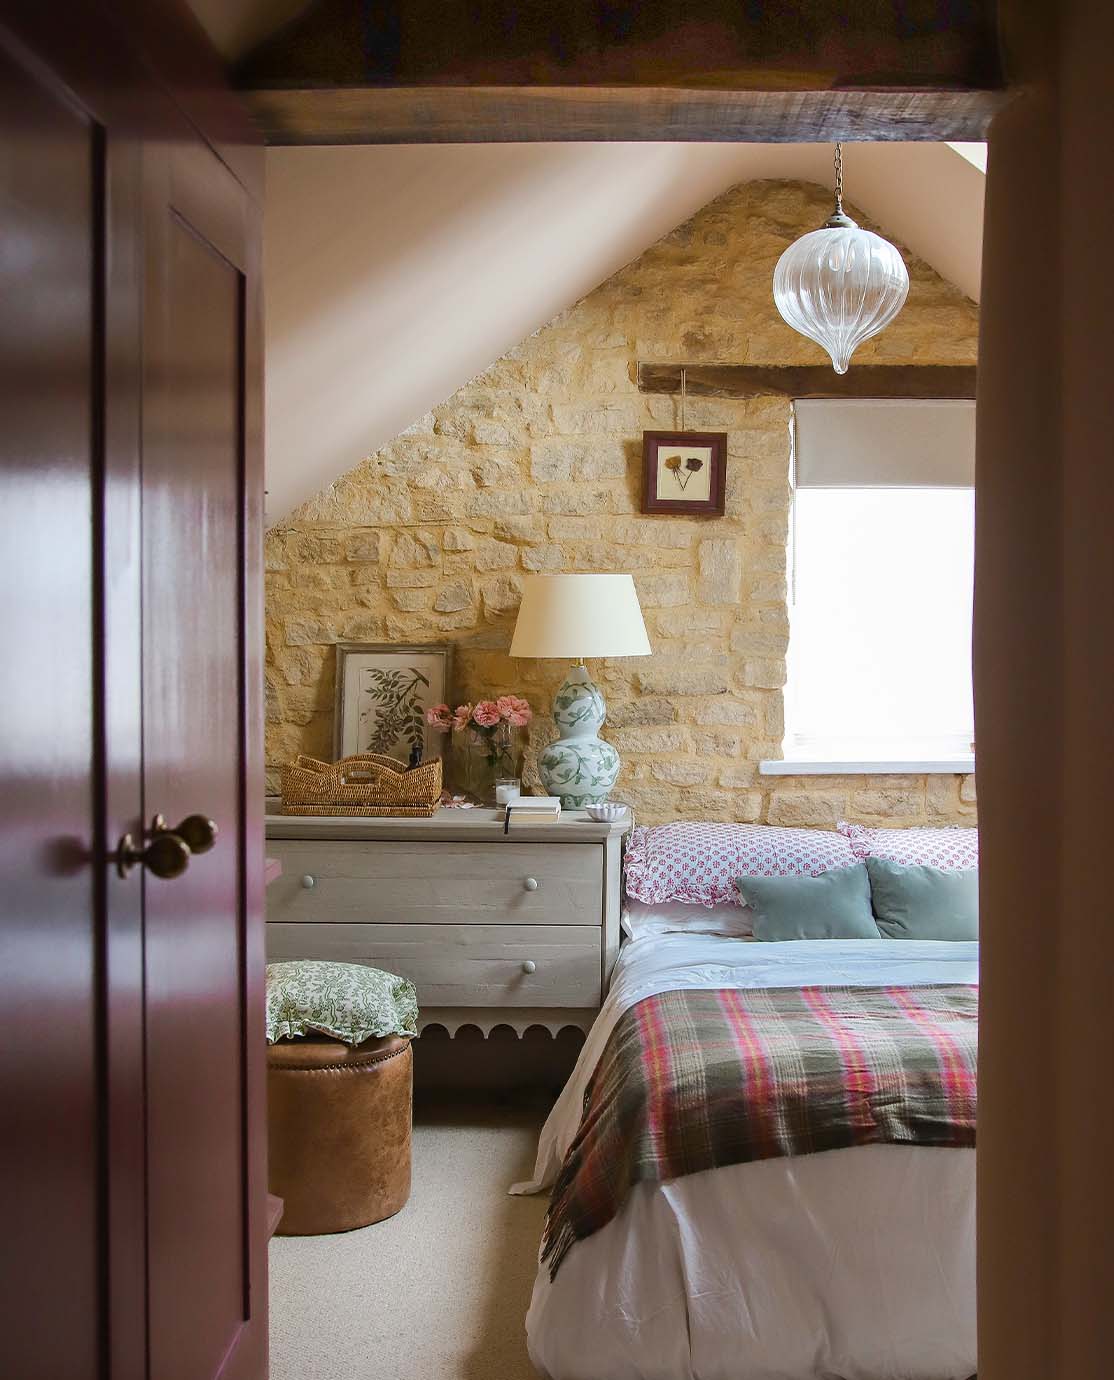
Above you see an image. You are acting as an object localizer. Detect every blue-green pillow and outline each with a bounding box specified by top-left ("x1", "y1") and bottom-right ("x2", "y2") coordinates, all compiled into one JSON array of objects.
[
  {"x1": 735, "y1": 863, "x2": 880, "y2": 941},
  {"x1": 866, "y1": 857, "x2": 979, "y2": 941}
]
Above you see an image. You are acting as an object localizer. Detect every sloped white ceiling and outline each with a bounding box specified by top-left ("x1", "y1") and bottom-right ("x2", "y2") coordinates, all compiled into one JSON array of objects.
[{"x1": 264, "y1": 141, "x2": 985, "y2": 523}]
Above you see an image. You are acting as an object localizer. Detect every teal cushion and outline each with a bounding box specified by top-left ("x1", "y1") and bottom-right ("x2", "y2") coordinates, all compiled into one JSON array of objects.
[
  {"x1": 866, "y1": 857, "x2": 979, "y2": 941},
  {"x1": 265, "y1": 960, "x2": 418, "y2": 1045},
  {"x1": 735, "y1": 863, "x2": 880, "y2": 941}
]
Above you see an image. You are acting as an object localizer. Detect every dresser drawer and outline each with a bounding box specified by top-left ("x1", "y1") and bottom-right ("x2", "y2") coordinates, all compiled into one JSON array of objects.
[
  {"x1": 267, "y1": 840, "x2": 603, "y2": 927},
  {"x1": 266, "y1": 922, "x2": 601, "y2": 1008}
]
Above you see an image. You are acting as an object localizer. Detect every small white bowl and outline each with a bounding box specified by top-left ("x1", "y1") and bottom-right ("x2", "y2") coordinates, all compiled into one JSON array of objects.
[{"x1": 586, "y1": 802, "x2": 628, "y2": 822}]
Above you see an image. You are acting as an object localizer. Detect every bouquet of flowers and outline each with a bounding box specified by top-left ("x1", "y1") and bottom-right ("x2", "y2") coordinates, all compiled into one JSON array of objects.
[{"x1": 426, "y1": 696, "x2": 533, "y2": 786}]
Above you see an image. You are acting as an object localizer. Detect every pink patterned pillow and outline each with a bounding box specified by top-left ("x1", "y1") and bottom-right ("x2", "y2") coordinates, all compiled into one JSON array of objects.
[
  {"x1": 624, "y1": 822, "x2": 857, "y2": 908},
  {"x1": 838, "y1": 822, "x2": 978, "y2": 871}
]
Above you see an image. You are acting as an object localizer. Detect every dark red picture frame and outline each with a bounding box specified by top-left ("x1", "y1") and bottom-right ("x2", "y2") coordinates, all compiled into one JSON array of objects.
[{"x1": 641, "y1": 430, "x2": 727, "y2": 515}]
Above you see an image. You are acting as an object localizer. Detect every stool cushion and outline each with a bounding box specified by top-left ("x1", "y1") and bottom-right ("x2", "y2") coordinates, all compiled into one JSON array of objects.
[{"x1": 266, "y1": 959, "x2": 418, "y2": 1046}]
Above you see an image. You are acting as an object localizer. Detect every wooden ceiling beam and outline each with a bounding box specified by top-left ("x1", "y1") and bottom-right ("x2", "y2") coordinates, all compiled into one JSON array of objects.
[
  {"x1": 236, "y1": 0, "x2": 1006, "y2": 145},
  {"x1": 636, "y1": 363, "x2": 978, "y2": 401},
  {"x1": 245, "y1": 86, "x2": 1005, "y2": 146}
]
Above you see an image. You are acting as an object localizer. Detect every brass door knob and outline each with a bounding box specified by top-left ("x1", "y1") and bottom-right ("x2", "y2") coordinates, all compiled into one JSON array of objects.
[
  {"x1": 115, "y1": 821, "x2": 191, "y2": 880},
  {"x1": 174, "y1": 814, "x2": 218, "y2": 854}
]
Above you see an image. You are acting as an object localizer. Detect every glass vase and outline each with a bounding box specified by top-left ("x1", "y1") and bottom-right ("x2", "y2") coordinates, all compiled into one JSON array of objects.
[{"x1": 451, "y1": 723, "x2": 523, "y2": 804}]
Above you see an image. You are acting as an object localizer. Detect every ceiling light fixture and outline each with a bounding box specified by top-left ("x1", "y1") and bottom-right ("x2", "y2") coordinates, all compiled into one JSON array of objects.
[{"x1": 772, "y1": 144, "x2": 910, "y2": 374}]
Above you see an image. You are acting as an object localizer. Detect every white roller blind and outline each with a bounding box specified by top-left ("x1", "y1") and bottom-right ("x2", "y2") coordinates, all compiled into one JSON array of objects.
[{"x1": 794, "y1": 399, "x2": 975, "y2": 488}]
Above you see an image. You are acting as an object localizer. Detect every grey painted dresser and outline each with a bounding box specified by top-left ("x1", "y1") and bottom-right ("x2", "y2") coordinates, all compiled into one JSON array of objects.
[{"x1": 264, "y1": 809, "x2": 630, "y2": 1035}]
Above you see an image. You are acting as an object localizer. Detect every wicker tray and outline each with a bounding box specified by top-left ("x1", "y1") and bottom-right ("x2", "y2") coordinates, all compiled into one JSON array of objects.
[{"x1": 281, "y1": 753, "x2": 442, "y2": 817}]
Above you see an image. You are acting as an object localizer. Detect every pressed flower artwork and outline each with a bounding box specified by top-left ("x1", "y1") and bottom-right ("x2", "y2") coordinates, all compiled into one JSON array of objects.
[
  {"x1": 334, "y1": 643, "x2": 451, "y2": 762},
  {"x1": 642, "y1": 431, "x2": 727, "y2": 515}
]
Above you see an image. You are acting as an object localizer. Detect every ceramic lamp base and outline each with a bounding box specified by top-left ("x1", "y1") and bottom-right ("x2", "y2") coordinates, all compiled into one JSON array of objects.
[{"x1": 537, "y1": 664, "x2": 620, "y2": 808}]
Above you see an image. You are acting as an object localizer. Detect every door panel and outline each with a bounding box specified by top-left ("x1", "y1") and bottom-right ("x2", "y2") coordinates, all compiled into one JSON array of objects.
[
  {"x1": 0, "y1": 39, "x2": 100, "y2": 1380},
  {"x1": 142, "y1": 138, "x2": 264, "y2": 1380}
]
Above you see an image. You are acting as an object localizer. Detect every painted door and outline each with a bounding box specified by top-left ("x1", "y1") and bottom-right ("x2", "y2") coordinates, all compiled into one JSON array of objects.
[
  {"x1": 140, "y1": 129, "x2": 267, "y2": 1380},
  {"x1": 0, "y1": 4, "x2": 265, "y2": 1377}
]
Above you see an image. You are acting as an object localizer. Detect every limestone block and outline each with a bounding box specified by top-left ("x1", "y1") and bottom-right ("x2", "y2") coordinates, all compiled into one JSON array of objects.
[
  {"x1": 697, "y1": 539, "x2": 743, "y2": 606},
  {"x1": 493, "y1": 516, "x2": 542, "y2": 542},
  {"x1": 390, "y1": 589, "x2": 433, "y2": 612},
  {"x1": 385, "y1": 568, "x2": 440, "y2": 589},
  {"x1": 632, "y1": 571, "x2": 690, "y2": 608},
  {"x1": 604, "y1": 697, "x2": 677, "y2": 730},
  {"x1": 474, "y1": 538, "x2": 519, "y2": 572},
  {"x1": 345, "y1": 530, "x2": 384, "y2": 562},
  {"x1": 336, "y1": 612, "x2": 386, "y2": 642},
  {"x1": 442, "y1": 527, "x2": 475, "y2": 551},
  {"x1": 692, "y1": 729, "x2": 743, "y2": 757},
  {"x1": 574, "y1": 448, "x2": 628, "y2": 481},
  {"x1": 739, "y1": 658, "x2": 787, "y2": 690},
  {"x1": 610, "y1": 726, "x2": 689, "y2": 754},
  {"x1": 388, "y1": 531, "x2": 440, "y2": 568},
  {"x1": 530, "y1": 446, "x2": 575, "y2": 483},
  {"x1": 851, "y1": 788, "x2": 924, "y2": 820},
  {"x1": 481, "y1": 574, "x2": 523, "y2": 616},
  {"x1": 718, "y1": 763, "x2": 757, "y2": 788},
  {"x1": 467, "y1": 490, "x2": 531, "y2": 518},
  {"x1": 470, "y1": 453, "x2": 522, "y2": 487},
  {"x1": 521, "y1": 544, "x2": 565, "y2": 573},
  {"x1": 651, "y1": 759, "x2": 709, "y2": 787},
  {"x1": 433, "y1": 582, "x2": 473, "y2": 614},
  {"x1": 541, "y1": 488, "x2": 616, "y2": 517},
  {"x1": 767, "y1": 793, "x2": 848, "y2": 828},
  {"x1": 729, "y1": 626, "x2": 788, "y2": 657},
  {"x1": 694, "y1": 698, "x2": 757, "y2": 726},
  {"x1": 637, "y1": 667, "x2": 730, "y2": 697},
  {"x1": 960, "y1": 774, "x2": 977, "y2": 803}
]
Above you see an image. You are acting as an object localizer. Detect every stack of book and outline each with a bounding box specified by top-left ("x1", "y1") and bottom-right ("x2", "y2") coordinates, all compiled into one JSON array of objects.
[{"x1": 502, "y1": 795, "x2": 562, "y2": 831}]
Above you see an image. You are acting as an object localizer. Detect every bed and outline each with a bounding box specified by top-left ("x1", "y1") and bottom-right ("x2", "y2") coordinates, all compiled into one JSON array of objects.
[{"x1": 514, "y1": 931, "x2": 978, "y2": 1380}]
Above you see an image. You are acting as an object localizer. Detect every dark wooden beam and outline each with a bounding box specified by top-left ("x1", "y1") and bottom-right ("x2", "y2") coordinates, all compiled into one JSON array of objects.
[
  {"x1": 637, "y1": 363, "x2": 978, "y2": 401},
  {"x1": 245, "y1": 85, "x2": 1005, "y2": 146},
  {"x1": 235, "y1": 0, "x2": 1006, "y2": 145}
]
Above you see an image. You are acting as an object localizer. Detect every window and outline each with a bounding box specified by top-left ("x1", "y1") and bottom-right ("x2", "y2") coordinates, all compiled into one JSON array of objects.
[{"x1": 773, "y1": 399, "x2": 975, "y2": 772}]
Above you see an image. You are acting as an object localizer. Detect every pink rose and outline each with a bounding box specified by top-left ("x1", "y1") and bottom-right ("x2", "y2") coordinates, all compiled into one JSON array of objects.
[
  {"x1": 425, "y1": 703, "x2": 453, "y2": 731},
  {"x1": 472, "y1": 700, "x2": 501, "y2": 728},
  {"x1": 496, "y1": 694, "x2": 533, "y2": 727},
  {"x1": 451, "y1": 703, "x2": 474, "y2": 732}
]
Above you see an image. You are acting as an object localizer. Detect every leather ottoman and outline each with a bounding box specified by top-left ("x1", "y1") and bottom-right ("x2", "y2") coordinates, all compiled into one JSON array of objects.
[{"x1": 267, "y1": 1032, "x2": 413, "y2": 1235}]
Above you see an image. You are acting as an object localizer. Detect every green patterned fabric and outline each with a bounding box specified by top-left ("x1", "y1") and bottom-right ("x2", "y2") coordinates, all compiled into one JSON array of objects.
[{"x1": 265, "y1": 960, "x2": 418, "y2": 1045}]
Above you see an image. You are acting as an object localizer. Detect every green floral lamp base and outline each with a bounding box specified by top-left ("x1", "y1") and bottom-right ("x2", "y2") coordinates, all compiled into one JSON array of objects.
[{"x1": 538, "y1": 664, "x2": 620, "y2": 808}]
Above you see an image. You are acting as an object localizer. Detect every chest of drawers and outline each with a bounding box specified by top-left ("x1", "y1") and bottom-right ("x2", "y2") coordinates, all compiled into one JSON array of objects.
[{"x1": 265, "y1": 810, "x2": 629, "y2": 1034}]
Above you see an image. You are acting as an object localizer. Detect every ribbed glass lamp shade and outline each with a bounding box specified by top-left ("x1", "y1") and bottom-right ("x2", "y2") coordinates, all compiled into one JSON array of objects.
[{"x1": 773, "y1": 214, "x2": 910, "y2": 374}]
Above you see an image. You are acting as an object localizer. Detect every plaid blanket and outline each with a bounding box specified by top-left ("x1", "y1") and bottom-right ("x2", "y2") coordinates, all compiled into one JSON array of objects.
[{"x1": 542, "y1": 984, "x2": 977, "y2": 1279}]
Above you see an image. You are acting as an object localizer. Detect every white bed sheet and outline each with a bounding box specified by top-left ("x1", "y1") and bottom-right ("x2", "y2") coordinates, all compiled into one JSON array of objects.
[{"x1": 518, "y1": 934, "x2": 979, "y2": 1380}]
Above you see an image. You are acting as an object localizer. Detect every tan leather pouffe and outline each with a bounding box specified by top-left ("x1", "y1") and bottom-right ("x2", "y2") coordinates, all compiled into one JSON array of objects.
[{"x1": 267, "y1": 1032, "x2": 413, "y2": 1235}]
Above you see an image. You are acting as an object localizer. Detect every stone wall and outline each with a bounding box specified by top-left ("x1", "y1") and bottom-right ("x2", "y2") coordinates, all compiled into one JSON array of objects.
[{"x1": 265, "y1": 179, "x2": 978, "y2": 827}]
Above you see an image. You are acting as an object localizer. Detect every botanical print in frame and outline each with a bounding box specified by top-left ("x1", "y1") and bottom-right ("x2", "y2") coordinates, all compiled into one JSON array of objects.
[
  {"x1": 334, "y1": 643, "x2": 451, "y2": 763},
  {"x1": 641, "y1": 430, "x2": 727, "y2": 515}
]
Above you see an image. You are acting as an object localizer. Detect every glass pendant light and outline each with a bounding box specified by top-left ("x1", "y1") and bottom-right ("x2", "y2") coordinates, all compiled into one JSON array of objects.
[{"x1": 773, "y1": 144, "x2": 910, "y2": 374}]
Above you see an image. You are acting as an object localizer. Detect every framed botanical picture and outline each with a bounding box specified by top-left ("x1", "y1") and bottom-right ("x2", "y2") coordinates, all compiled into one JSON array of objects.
[
  {"x1": 641, "y1": 430, "x2": 727, "y2": 515},
  {"x1": 334, "y1": 643, "x2": 452, "y2": 762}
]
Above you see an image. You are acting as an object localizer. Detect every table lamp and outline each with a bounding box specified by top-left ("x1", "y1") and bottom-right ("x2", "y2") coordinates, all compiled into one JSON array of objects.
[{"x1": 509, "y1": 573, "x2": 651, "y2": 807}]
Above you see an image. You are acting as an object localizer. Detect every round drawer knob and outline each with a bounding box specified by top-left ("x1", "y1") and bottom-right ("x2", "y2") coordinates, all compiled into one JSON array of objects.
[
  {"x1": 521, "y1": 960, "x2": 537, "y2": 975},
  {"x1": 300, "y1": 874, "x2": 316, "y2": 889},
  {"x1": 523, "y1": 877, "x2": 539, "y2": 892}
]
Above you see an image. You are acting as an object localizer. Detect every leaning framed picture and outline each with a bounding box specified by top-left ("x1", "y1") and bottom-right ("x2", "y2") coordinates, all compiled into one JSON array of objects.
[
  {"x1": 641, "y1": 430, "x2": 727, "y2": 515},
  {"x1": 334, "y1": 643, "x2": 452, "y2": 763}
]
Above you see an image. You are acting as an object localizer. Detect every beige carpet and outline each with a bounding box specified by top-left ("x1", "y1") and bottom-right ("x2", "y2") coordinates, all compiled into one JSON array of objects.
[{"x1": 269, "y1": 1102, "x2": 549, "y2": 1380}]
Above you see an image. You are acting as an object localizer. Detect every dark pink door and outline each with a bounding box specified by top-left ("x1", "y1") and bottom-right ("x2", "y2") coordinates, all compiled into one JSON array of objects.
[{"x1": 141, "y1": 133, "x2": 267, "y2": 1380}]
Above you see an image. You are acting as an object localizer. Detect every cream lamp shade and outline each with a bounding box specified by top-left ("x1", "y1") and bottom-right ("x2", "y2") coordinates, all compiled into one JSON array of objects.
[{"x1": 509, "y1": 574, "x2": 651, "y2": 660}]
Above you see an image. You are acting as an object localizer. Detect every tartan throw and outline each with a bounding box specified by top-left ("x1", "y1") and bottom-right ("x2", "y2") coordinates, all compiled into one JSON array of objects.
[{"x1": 542, "y1": 984, "x2": 977, "y2": 1279}]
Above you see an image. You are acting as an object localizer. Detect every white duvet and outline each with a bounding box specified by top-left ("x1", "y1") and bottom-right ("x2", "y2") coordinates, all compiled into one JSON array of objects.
[{"x1": 515, "y1": 934, "x2": 979, "y2": 1380}]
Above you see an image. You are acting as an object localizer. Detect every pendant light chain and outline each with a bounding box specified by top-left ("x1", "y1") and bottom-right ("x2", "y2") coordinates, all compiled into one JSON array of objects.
[{"x1": 834, "y1": 142, "x2": 844, "y2": 216}]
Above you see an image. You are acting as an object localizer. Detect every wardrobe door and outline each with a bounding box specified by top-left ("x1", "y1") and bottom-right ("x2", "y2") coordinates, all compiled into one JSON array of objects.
[
  {"x1": 140, "y1": 132, "x2": 265, "y2": 1380},
  {"x1": 0, "y1": 34, "x2": 100, "y2": 1380}
]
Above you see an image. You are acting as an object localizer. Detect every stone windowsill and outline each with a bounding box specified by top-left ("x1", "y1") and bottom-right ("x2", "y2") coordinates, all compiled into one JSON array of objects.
[{"x1": 759, "y1": 757, "x2": 975, "y2": 777}]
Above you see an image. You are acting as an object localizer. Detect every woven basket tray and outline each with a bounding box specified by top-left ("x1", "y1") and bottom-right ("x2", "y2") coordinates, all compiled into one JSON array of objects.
[{"x1": 281, "y1": 753, "x2": 442, "y2": 817}]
